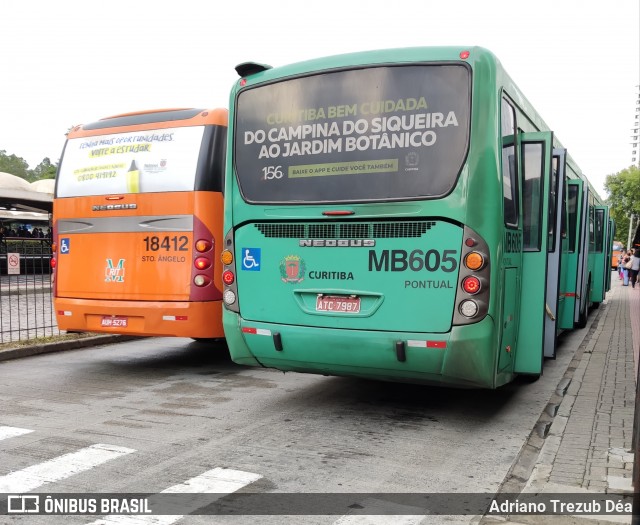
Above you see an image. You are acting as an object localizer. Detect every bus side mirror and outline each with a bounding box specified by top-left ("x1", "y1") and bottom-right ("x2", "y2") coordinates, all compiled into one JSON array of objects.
[{"x1": 235, "y1": 62, "x2": 273, "y2": 77}]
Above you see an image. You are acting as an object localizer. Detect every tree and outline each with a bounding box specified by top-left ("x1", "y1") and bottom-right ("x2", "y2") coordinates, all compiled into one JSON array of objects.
[
  {"x1": 0, "y1": 150, "x2": 58, "y2": 182},
  {"x1": 604, "y1": 165, "x2": 640, "y2": 246},
  {"x1": 30, "y1": 157, "x2": 57, "y2": 181},
  {"x1": 0, "y1": 150, "x2": 30, "y2": 180}
]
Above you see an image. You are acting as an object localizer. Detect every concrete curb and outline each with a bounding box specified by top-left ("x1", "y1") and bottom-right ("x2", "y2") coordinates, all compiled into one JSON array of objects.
[{"x1": 0, "y1": 335, "x2": 141, "y2": 363}]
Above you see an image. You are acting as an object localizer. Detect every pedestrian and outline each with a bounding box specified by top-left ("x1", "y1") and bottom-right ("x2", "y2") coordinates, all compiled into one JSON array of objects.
[
  {"x1": 618, "y1": 251, "x2": 625, "y2": 279},
  {"x1": 622, "y1": 250, "x2": 633, "y2": 286},
  {"x1": 630, "y1": 248, "x2": 640, "y2": 289}
]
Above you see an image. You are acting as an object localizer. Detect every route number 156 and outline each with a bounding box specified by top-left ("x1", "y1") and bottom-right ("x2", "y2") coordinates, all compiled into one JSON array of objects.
[{"x1": 262, "y1": 166, "x2": 283, "y2": 180}]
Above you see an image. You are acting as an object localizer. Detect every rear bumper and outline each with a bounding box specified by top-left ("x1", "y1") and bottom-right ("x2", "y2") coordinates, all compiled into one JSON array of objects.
[
  {"x1": 55, "y1": 297, "x2": 223, "y2": 338},
  {"x1": 223, "y1": 310, "x2": 499, "y2": 388}
]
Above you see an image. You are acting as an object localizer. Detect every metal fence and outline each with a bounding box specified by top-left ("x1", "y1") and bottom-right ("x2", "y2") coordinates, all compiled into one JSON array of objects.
[{"x1": 0, "y1": 237, "x2": 58, "y2": 343}]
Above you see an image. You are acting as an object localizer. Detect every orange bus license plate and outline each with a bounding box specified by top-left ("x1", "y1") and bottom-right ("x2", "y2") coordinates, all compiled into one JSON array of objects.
[
  {"x1": 316, "y1": 296, "x2": 360, "y2": 313},
  {"x1": 101, "y1": 316, "x2": 128, "y2": 328}
]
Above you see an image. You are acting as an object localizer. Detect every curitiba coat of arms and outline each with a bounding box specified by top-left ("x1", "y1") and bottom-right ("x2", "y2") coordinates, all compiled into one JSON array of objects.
[{"x1": 280, "y1": 255, "x2": 306, "y2": 283}]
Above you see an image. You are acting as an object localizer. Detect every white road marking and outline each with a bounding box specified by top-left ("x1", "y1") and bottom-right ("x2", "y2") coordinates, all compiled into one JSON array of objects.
[
  {"x1": 0, "y1": 426, "x2": 33, "y2": 441},
  {"x1": 86, "y1": 467, "x2": 262, "y2": 525},
  {"x1": 0, "y1": 443, "x2": 135, "y2": 493}
]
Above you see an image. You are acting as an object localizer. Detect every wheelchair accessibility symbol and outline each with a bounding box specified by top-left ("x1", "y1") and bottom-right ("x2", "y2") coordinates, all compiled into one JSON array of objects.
[
  {"x1": 241, "y1": 248, "x2": 261, "y2": 271},
  {"x1": 60, "y1": 238, "x2": 70, "y2": 254}
]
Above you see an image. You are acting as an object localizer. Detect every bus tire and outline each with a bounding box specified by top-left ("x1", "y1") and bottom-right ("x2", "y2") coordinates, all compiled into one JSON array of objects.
[
  {"x1": 576, "y1": 304, "x2": 588, "y2": 328},
  {"x1": 521, "y1": 373, "x2": 541, "y2": 383},
  {"x1": 576, "y1": 278, "x2": 590, "y2": 329}
]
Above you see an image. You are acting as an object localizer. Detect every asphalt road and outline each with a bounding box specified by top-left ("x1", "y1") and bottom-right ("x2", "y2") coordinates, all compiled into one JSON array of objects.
[{"x1": 0, "y1": 321, "x2": 594, "y2": 524}]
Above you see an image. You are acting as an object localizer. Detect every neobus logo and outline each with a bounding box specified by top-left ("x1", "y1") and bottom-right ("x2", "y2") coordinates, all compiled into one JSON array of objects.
[
  {"x1": 92, "y1": 204, "x2": 138, "y2": 211},
  {"x1": 299, "y1": 239, "x2": 376, "y2": 247}
]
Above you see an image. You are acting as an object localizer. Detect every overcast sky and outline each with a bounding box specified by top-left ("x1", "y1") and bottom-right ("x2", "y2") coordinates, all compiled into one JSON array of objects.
[{"x1": 2, "y1": 0, "x2": 638, "y2": 198}]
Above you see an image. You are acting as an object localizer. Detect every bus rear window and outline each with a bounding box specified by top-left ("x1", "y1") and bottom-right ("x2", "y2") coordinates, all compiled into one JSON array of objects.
[
  {"x1": 56, "y1": 126, "x2": 206, "y2": 197},
  {"x1": 234, "y1": 65, "x2": 470, "y2": 203}
]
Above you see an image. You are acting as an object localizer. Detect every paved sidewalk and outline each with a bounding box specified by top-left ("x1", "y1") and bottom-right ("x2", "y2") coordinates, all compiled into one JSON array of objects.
[
  {"x1": 484, "y1": 277, "x2": 639, "y2": 524},
  {"x1": 0, "y1": 333, "x2": 138, "y2": 362}
]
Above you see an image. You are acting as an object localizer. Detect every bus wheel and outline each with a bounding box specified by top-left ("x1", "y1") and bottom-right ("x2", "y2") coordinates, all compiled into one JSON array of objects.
[
  {"x1": 576, "y1": 290, "x2": 589, "y2": 328},
  {"x1": 576, "y1": 305, "x2": 588, "y2": 328},
  {"x1": 521, "y1": 373, "x2": 541, "y2": 383}
]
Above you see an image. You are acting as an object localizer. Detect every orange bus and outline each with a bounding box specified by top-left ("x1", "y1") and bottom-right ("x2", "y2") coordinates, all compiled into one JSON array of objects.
[
  {"x1": 52, "y1": 108, "x2": 227, "y2": 339},
  {"x1": 611, "y1": 240, "x2": 624, "y2": 270}
]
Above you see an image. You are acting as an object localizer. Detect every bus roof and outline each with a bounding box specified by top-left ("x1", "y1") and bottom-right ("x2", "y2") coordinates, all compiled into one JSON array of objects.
[
  {"x1": 67, "y1": 108, "x2": 228, "y2": 138},
  {"x1": 232, "y1": 45, "x2": 605, "y2": 204}
]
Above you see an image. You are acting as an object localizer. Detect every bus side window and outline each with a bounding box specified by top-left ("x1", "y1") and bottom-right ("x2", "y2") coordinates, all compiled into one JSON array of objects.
[
  {"x1": 594, "y1": 209, "x2": 604, "y2": 253},
  {"x1": 522, "y1": 142, "x2": 544, "y2": 251},
  {"x1": 548, "y1": 156, "x2": 558, "y2": 250},
  {"x1": 589, "y1": 200, "x2": 596, "y2": 251},
  {"x1": 501, "y1": 98, "x2": 518, "y2": 228},
  {"x1": 567, "y1": 185, "x2": 578, "y2": 252}
]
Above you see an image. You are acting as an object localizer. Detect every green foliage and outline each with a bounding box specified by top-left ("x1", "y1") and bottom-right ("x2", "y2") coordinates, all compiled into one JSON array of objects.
[
  {"x1": 0, "y1": 150, "x2": 30, "y2": 180},
  {"x1": 30, "y1": 158, "x2": 57, "y2": 181},
  {"x1": 605, "y1": 165, "x2": 640, "y2": 246},
  {"x1": 0, "y1": 150, "x2": 57, "y2": 182}
]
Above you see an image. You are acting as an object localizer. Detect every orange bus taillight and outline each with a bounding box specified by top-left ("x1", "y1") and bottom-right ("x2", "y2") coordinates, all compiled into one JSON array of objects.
[
  {"x1": 193, "y1": 275, "x2": 211, "y2": 287},
  {"x1": 50, "y1": 258, "x2": 56, "y2": 269},
  {"x1": 195, "y1": 239, "x2": 212, "y2": 252},
  {"x1": 194, "y1": 257, "x2": 211, "y2": 270}
]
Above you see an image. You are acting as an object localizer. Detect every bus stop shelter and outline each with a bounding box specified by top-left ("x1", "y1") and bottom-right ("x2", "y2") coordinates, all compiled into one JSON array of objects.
[{"x1": 0, "y1": 172, "x2": 53, "y2": 213}]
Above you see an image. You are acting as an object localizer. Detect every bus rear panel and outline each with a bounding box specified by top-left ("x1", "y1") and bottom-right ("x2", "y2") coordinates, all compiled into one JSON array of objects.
[
  {"x1": 222, "y1": 48, "x2": 610, "y2": 388},
  {"x1": 54, "y1": 108, "x2": 227, "y2": 338}
]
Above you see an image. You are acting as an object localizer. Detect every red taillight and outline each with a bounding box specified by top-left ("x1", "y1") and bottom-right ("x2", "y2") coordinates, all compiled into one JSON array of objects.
[
  {"x1": 194, "y1": 257, "x2": 211, "y2": 270},
  {"x1": 460, "y1": 50, "x2": 470, "y2": 60},
  {"x1": 462, "y1": 276, "x2": 481, "y2": 294},
  {"x1": 50, "y1": 258, "x2": 56, "y2": 269},
  {"x1": 222, "y1": 270, "x2": 235, "y2": 285},
  {"x1": 322, "y1": 210, "x2": 355, "y2": 216}
]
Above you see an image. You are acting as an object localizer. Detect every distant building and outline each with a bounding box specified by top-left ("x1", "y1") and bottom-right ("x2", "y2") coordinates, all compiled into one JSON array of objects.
[{"x1": 633, "y1": 85, "x2": 640, "y2": 167}]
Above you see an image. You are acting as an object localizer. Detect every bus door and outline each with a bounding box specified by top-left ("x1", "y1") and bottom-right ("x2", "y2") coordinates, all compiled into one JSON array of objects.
[
  {"x1": 515, "y1": 132, "x2": 553, "y2": 376},
  {"x1": 606, "y1": 218, "x2": 615, "y2": 292},
  {"x1": 573, "y1": 182, "x2": 589, "y2": 327},
  {"x1": 560, "y1": 179, "x2": 582, "y2": 329},
  {"x1": 591, "y1": 206, "x2": 609, "y2": 303},
  {"x1": 543, "y1": 148, "x2": 566, "y2": 358}
]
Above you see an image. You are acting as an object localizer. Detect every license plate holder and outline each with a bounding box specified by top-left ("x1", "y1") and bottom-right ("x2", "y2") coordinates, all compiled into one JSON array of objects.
[
  {"x1": 101, "y1": 316, "x2": 128, "y2": 328},
  {"x1": 315, "y1": 295, "x2": 361, "y2": 314}
]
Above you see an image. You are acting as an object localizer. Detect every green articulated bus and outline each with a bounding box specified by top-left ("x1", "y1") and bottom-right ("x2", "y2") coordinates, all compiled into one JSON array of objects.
[{"x1": 220, "y1": 47, "x2": 612, "y2": 389}]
